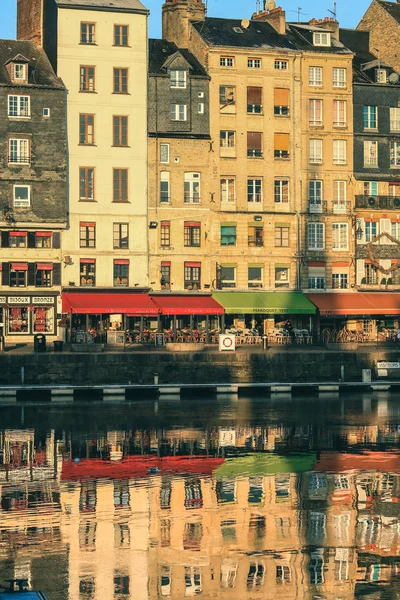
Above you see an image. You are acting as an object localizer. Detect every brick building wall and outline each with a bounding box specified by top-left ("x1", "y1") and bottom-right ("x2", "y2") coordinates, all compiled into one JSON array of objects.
[{"x1": 17, "y1": 0, "x2": 43, "y2": 45}]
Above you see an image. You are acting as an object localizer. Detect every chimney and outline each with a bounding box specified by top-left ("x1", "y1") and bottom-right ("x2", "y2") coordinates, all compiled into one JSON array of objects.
[
  {"x1": 162, "y1": 0, "x2": 206, "y2": 47},
  {"x1": 251, "y1": 6, "x2": 286, "y2": 35},
  {"x1": 17, "y1": 0, "x2": 44, "y2": 45},
  {"x1": 309, "y1": 16, "x2": 339, "y2": 39}
]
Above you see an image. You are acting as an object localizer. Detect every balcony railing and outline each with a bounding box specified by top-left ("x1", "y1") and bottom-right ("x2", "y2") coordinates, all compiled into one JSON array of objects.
[
  {"x1": 309, "y1": 200, "x2": 327, "y2": 214},
  {"x1": 8, "y1": 155, "x2": 30, "y2": 164},
  {"x1": 355, "y1": 195, "x2": 400, "y2": 209},
  {"x1": 248, "y1": 237, "x2": 264, "y2": 247},
  {"x1": 332, "y1": 200, "x2": 351, "y2": 214}
]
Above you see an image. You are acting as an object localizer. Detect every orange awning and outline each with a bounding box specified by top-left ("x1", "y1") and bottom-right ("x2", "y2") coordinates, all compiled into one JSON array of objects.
[
  {"x1": 307, "y1": 292, "x2": 400, "y2": 316},
  {"x1": 62, "y1": 293, "x2": 159, "y2": 315},
  {"x1": 151, "y1": 295, "x2": 224, "y2": 315}
]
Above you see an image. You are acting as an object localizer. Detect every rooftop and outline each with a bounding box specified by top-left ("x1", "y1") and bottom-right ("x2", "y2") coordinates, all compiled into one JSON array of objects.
[
  {"x1": 55, "y1": 0, "x2": 148, "y2": 14},
  {"x1": 0, "y1": 40, "x2": 64, "y2": 88},
  {"x1": 148, "y1": 39, "x2": 209, "y2": 77},
  {"x1": 377, "y1": 0, "x2": 400, "y2": 24}
]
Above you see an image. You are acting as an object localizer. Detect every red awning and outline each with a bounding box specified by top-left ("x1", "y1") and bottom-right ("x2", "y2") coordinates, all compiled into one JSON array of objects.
[
  {"x1": 11, "y1": 263, "x2": 28, "y2": 271},
  {"x1": 62, "y1": 293, "x2": 159, "y2": 315},
  {"x1": 307, "y1": 292, "x2": 400, "y2": 316},
  {"x1": 151, "y1": 295, "x2": 224, "y2": 315},
  {"x1": 36, "y1": 263, "x2": 53, "y2": 270}
]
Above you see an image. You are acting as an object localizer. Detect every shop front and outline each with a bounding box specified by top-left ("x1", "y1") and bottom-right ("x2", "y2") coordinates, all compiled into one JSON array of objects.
[{"x1": 0, "y1": 293, "x2": 58, "y2": 339}]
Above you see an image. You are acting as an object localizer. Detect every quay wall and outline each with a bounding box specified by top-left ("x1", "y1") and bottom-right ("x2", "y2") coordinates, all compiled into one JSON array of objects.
[{"x1": 0, "y1": 349, "x2": 399, "y2": 386}]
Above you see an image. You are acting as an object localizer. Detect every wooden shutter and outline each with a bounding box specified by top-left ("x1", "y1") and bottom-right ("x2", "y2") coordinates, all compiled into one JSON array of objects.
[
  {"x1": 28, "y1": 232, "x2": 36, "y2": 248},
  {"x1": 53, "y1": 263, "x2": 61, "y2": 286},
  {"x1": 2, "y1": 263, "x2": 9, "y2": 286},
  {"x1": 28, "y1": 263, "x2": 35, "y2": 286},
  {"x1": 53, "y1": 232, "x2": 61, "y2": 249},
  {"x1": 247, "y1": 132, "x2": 262, "y2": 150},
  {"x1": 247, "y1": 87, "x2": 262, "y2": 104},
  {"x1": 274, "y1": 133, "x2": 289, "y2": 151},
  {"x1": 1, "y1": 232, "x2": 9, "y2": 248},
  {"x1": 274, "y1": 88, "x2": 289, "y2": 105}
]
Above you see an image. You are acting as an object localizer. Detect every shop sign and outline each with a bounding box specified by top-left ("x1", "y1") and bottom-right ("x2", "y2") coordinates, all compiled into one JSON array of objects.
[
  {"x1": 219, "y1": 427, "x2": 236, "y2": 446},
  {"x1": 8, "y1": 296, "x2": 30, "y2": 304},
  {"x1": 219, "y1": 334, "x2": 236, "y2": 352},
  {"x1": 32, "y1": 296, "x2": 54, "y2": 305},
  {"x1": 0, "y1": 297, "x2": 6, "y2": 304},
  {"x1": 377, "y1": 362, "x2": 400, "y2": 369},
  {"x1": 155, "y1": 333, "x2": 164, "y2": 347},
  {"x1": 378, "y1": 369, "x2": 388, "y2": 377}
]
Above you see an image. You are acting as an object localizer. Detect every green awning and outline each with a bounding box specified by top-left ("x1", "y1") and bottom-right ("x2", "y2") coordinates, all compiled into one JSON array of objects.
[
  {"x1": 213, "y1": 453, "x2": 317, "y2": 478},
  {"x1": 212, "y1": 291, "x2": 316, "y2": 315}
]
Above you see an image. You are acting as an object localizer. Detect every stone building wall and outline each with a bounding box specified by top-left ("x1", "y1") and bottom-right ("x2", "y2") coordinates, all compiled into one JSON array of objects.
[{"x1": 358, "y1": 0, "x2": 400, "y2": 74}]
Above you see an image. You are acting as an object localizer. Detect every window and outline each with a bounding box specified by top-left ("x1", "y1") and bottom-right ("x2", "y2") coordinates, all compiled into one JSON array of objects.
[
  {"x1": 365, "y1": 221, "x2": 378, "y2": 242},
  {"x1": 364, "y1": 140, "x2": 378, "y2": 167},
  {"x1": 8, "y1": 138, "x2": 30, "y2": 164},
  {"x1": 113, "y1": 68, "x2": 128, "y2": 93},
  {"x1": 392, "y1": 221, "x2": 400, "y2": 239},
  {"x1": 248, "y1": 179, "x2": 262, "y2": 203},
  {"x1": 220, "y1": 130, "x2": 235, "y2": 148},
  {"x1": 390, "y1": 107, "x2": 400, "y2": 131},
  {"x1": 220, "y1": 266, "x2": 236, "y2": 288},
  {"x1": 333, "y1": 67, "x2": 346, "y2": 88},
  {"x1": 333, "y1": 180, "x2": 346, "y2": 212},
  {"x1": 221, "y1": 225, "x2": 236, "y2": 246},
  {"x1": 160, "y1": 221, "x2": 170, "y2": 248},
  {"x1": 113, "y1": 223, "x2": 129, "y2": 249},
  {"x1": 309, "y1": 66, "x2": 322, "y2": 87},
  {"x1": 275, "y1": 60, "x2": 288, "y2": 70},
  {"x1": 160, "y1": 143, "x2": 169, "y2": 163},
  {"x1": 113, "y1": 116, "x2": 128, "y2": 146},
  {"x1": 80, "y1": 222, "x2": 96, "y2": 248},
  {"x1": 113, "y1": 168, "x2": 128, "y2": 202},
  {"x1": 313, "y1": 31, "x2": 330, "y2": 46},
  {"x1": 219, "y1": 85, "x2": 235, "y2": 105},
  {"x1": 309, "y1": 99, "x2": 322, "y2": 126},
  {"x1": 247, "y1": 87, "x2": 262, "y2": 114},
  {"x1": 9, "y1": 232, "x2": 27, "y2": 248},
  {"x1": 332, "y1": 273, "x2": 348, "y2": 289},
  {"x1": 389, "y1": 182, "x2": 400, "y2": 197},
  {"x1": 309, "y1": 180, "x2": 323, "y2": 211},
  {"x1": 308, "y1": 222, "x2": 325, "y2": 250},
  {"x1": 248, "y1": 225, "x2": 263, "y2": 247},
  {"x1": 276, "y1": 565, "x2": 291, "y2": 584},
  {"x1": 170, "y1": 69, "x2": 186, "y2": 88},
  {"x1": 332, "y1": 223, "x2": 348, "y2": 250},
  {"x1": 13, "y1": 63, "x2": 27, "y2": 81},
  {"x1": 308, "y1": 266, "x2": 325, "y2": 289},
  {"x1": 310, "y1": 550, "x2": 324, "y2": 585},
  {"x1": 184, "y1": 222, "x2": 201, "y2": 247},
  {"x1": 220, "y1": 178, "x2": 235, "y2": 203},
  {"x1": 198, "y1": 103, "x2": 204, "y2": 114},
  {"x1": 114, "y1": 25, "x2": 129, "y2": 46},
  {"x1": 43, "y1": 108, "x2": 50, "y2": 118},
  {"x1": 248, "y1": 266, "x2": 262, "y2": 288},
  {"x1": 10, "y1": 264, "x2": 27, "y2": 287},
  {"x1": 275, "y1": 225, "x2": 289, "y2": 247},
  {"x1": 310, "y1": 139, "x2": 323, "y2": 164},
  {"x1": 79, "y1": 114, "x2": 95, "y2": 144},
  {"x1": 160, "y1": 171, "x2": 170, "y2": 203},
  {"x1": 274, "y1": 133, "x2": 289, "y2": 158},
  {"x1": 80, "y1": 260, "x2": 95, "y2": 286},
  {"x1": 35, "y1": 232, "x2": 52, "y2": 248},
  {"x1": 160, "y1": 263, "x2": 171, "y2": 286},
  {"x1": 364, "y1": 105, "x2": 377, "y2": 129},
  {"x1": 274, "y1": 88, "x2": 289, "y2": 116},
  {"x1": 364, "y1": 181, "x2": 378, "y2": 196},
  {"x1": 184, "y1": 263, "x2": 201, "y2": 290},
  {"x1": 247, "y1": 563, "x2": 264, "y2": 589},
  {"x1": 8, "y1": 95, "x2": 30, "y2": 118},
  {"x1": 390, "y1": 141, "x2": 400, "y2": 167},
  {"x1": 184, "y1": 172, "x2": 200, "y2": 203},
  {"x1": 333, "y1": 100, "x2": 346, "y2": 127},
  {"x1": 248, "y1": 132, "x2": 263, "y2": 157},
  {"x1": 274, "y1": 179, "x2": 289, "y2": 204},
  {"x1": 275, "y1": 266, "x2": 289, "y2": 288},
  {"x1": 220, "y1": 57, "x2": 234, "y2": 67},
  {"x1": 114, "y1": 575, "x2": 129, "y2": 595},
  {"x1": 80, "y1": 66, "x2": 95, "y2": 92},
  {"x1": 79, "y1": 168, "x2": 94, "y2": 201},
  {"x1": 35, "y1": 264, "x2": 52, "y2": 287},
  {"x1": 13, "y1": 184, "x2": 30, "y2": 207},
  {"x1": 114, "y1": 260, "x2": 129, "y2": 286},
  {"x1": 184, "y1": 567, "x2": 201, "y2": 596},
  {"x1": 170, "y1": 104, "x2": 187, "y2": 121},
  {"x1": 248, "y1": 58, "x2": 261, "y2": 68},
  {"x1": 80, "y1": 22, "x2": 95, "y2": 44},
  {"x1": 376, "y1": 68, "x2": 387, "y2": 83},
  {"x1": 365, "y1": 262, "x2": 378, "y2": 284},
  {"x1": 333, "y1": 139, "x2": 346, "y2": 164}
]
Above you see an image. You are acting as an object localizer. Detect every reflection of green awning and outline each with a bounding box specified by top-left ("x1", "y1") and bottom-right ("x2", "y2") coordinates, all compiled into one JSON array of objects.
[
  {"x1": 212, "y1": 292, "x2": 316, "y2": 315},
  {"x1": 213, "y1": 453, "x2": 317, "y2": 478}
]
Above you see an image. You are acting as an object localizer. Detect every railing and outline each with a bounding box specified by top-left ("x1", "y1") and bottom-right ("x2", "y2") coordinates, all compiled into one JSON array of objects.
[
  {"x1": 8, "y1": 155, "x2": 30, "y2": 164},
  {"x1": 332, "y1": 200, "x2": 351, "y2": 214},
  {"x1": 355, "y1": 195, "x2": 400, "y2": 209},
  {"x1": 274, "y1": 150, "x2": 289, "y2": 159},
  {"x1": 247, "y1": 149, "x2": 263, "y2": 157},
  {"x1": 183, "y1": 195, "x2": 201, "y2": 204},
  {"x1": 248, "y1": 237, "x2": 264, "y2": 247},
  {"x1": 309, "y1": 200, "x2": 327, "y2": 214}
]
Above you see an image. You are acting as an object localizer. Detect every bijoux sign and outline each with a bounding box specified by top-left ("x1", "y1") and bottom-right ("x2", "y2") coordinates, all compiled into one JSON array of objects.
[{"x1": 0, "y1": 296, "x2": 55, "y2": 305}]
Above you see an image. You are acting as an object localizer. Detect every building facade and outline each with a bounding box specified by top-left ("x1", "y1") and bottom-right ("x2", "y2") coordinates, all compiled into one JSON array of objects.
[{"x1": 358, "y1": 0, "x2": 400, "y2": 74}]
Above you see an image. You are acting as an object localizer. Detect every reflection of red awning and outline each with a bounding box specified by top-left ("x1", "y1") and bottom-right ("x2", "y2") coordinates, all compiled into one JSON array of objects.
[
  {"x1": 62, "y1": 293, "x2": 159, "y2": 315},
  {"x1": 151, "y1": 295, "x2": 224, "y2": 315},
  {"x1": 314, "y1": 451, "x2": 400, "y2": 472},
  {"x1": 307, "y1": 292, "x2": 400, "y2": 316},
  {"x1": 61, "y1": 455, "x2": 224, "y2": 480}
]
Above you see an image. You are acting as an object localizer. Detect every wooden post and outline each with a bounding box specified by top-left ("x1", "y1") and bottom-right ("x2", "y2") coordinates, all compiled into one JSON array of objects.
[
  {"x1": 190, "y1": 314, "x2": 194, "y2": 342},
  {"x1": 206, "y1": 314, "x2": 210, "y2": 344},
  {"x1": 85, "y1": 313, "x2": 89, "y2": 344}
]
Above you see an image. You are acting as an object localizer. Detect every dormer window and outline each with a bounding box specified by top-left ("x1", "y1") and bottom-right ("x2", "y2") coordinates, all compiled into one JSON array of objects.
[
  {"x1": 14, "y1": 64, "x2": 27, "y2": 81},
  {"x1": 313, "y1": 31, "x2": 331, "y2": 47},
  {"x1": 376, "y1": 68, "x2": 387, "y2": 83},
  {"x1": 170, "y1": 70, "x2": 187, "y2": 89}
]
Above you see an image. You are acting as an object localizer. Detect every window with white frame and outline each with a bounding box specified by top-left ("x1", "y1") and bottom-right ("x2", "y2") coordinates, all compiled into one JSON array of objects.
[
  {"x1": 8, "y1": 95, "x2": 30, "y2": 118},
  {"x1": 248, "y1": 266, "x2": 263, "y2": 288},
  {"x1": 160, "y1": 172, "x2": 170, "y2": 203},
  {"x1": 170, "y1": 69, "x2": 187, "y2": 88},
  {"x1": 13, "y1": 63, "x2": 27, "y2": 81},
  {"x1": 184, "y1": 567, "x2": 201, "y2": 596},
  {"x1": 220, "y1": 57, "x2": 234, "y2": 67},
  {"x1": 246, "y1": 563, "x2": 264, "y2": 589},
  {"x1": 313, "y1": 31, "x2": 330, "y2": 46},
  {"x1": 308, "y1": 222, "x2": 325, "y2": 250},
  {"x1": 333, "y1": 67, "x2": 346, "y2": 88},
  {"x1": 390, "y1": 107, "x2": 400, "y2": 131},
  {"x1": 310, "y1": 550, "x2": 324, "y2": 585},
  {"x1": 365, "y1": 221, "x2": 378, "y2": 242},
  {"x1": 8, "y1": 138, "x2": 30, "y2": 164},
  {"x1": 220, "y1": 85, "x2": 235, "y2": 105},
  {"x1": 220, "y1": 266, "x2": 236, "y2": 288},
  {"x1": 332, "y1": 272, "x2": 348, "y2": 289},
  {"x1": 184, "y1": 172, "x2": 200, "y2": 203},
  {"x1": 333, "y1": 180, "x2": 346, "y2": 210},
  {"x1": 332, "y1": 223, "x2": 348, "y2": 250},
  {"x1": 220, "y1": 178, "x2": 236, "y2": 203},
  {"x1": 13, "y1": 184, "x2": 30, "y2": 207},
  {"x1": 276, "y1": 565, "x2": 291, "y2": 584},
  {"x1": 160, "y1": 143, "x2": 169, "y2": 164},
  {"x1": 275, "y1": 266, "x2": 289, "y2": 288},
  {"x1": 364, "y1": 105, "x2": 377, "y2": 129},
  {"x1": 274, "y1": 179, "x2": 289, "y2": 203},
  {"x1": 333, "y1": 99, "x2": 346, "y2": 127},
  {"x1": 390, "y1": 141, "x2": 400, "y2": 167},
  {"x1": 364, "y1": 181, "x2": 378, "y2": 196},
  {"x1": 309, "y1": 99, "x2": 322, "y2": 126},
  {"x1": 365, "y1": 262, "x2": 378, "y2": 283},
  {"x1": 170, "y1": 104, "x2": 187, "y2": 121},
  {"x1": 247, "y1": 179, "x2": 262, "y2": 203},
  {"x1": 310, "y1": 139, "x2": 323, "y2": 164},
  {"x1": 220, "y1": 130, "x2": 235, "y2": 148},
  {"x1": 309, "y1": 180, "x2": 323, "y2": 211},
  {"x1": 392, "y1": 221, "x2": 400, "y2": 239},
  {"x1": 308, "y1": 265, "x2": 325, "y2": 289},
  {"x1": 364, "y1": 140, "x2": 378, "y2": 167},
  {"x1": 309, "y1": 66, "x2": 322, "y2": 87},
  {"x1": 389, "y1": 182, "x2": 400, "y2": 196},
  {"x1": 198, "y1": 102, "x2": 204, "y2": 114},
  {"x1": 274, "y1": 60, "x2": 288, "y2": 70},
  {"x1": 248, "y1": 58, "x2": 261, "y2": 68},
  {"x1": 333, "y1": 139, "x2": 346, "y2": 164}
]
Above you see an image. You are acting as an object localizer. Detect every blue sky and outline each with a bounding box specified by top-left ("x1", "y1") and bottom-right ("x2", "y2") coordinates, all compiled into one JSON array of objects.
[{"x1": 0, "y1": 0, "x2": 372, "y2": 40}]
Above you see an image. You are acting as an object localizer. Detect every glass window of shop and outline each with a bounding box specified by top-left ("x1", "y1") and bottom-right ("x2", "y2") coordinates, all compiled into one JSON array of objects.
[{"x1": 7, "y1": 304, "x2": 55, "y2": 334}]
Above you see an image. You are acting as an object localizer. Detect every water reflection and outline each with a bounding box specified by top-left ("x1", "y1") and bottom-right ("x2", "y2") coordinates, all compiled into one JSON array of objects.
[{"x1": 1, "y1": 396, "x2": 400, "y2": 598}]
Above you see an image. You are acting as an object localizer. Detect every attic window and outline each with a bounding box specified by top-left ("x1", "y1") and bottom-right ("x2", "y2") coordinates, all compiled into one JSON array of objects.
[
  {"x1": 14, "y1": 64, "x2": 27, "y2": 82},
  {"x1": 313, "y1": 31, "x2": 330, "y2": 47},
  {"x1": 233, "y1": 27, "x2": 243, "y2": 33},
  {"x1": 170, "y1": 69, "x2": 187, "y2": 89},
  {"x1": 376, "y1": 68, "x2": 387, "y2": 83}
]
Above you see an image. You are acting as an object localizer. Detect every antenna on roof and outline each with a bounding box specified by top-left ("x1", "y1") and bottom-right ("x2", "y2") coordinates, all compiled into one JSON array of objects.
[
  {"x1": 289, "y1": 7, "x2": 307, "y2": 22},
  {"x1": 256, "y1": 0, "x2": 260, "y2": 14},
  {"x1": 327, "y1": 1, "x2": 336, "y2": 20}
]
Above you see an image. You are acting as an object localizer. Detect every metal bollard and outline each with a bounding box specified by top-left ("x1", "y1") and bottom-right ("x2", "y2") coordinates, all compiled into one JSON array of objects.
[
  {"x1": 154, "y1": 373, "x2": 159, "y2": 385},
  {"x1": 0, "y1": 336, "x2": 4, "y2": 352},
  {"x1": 262, "y1": 335, "x2": 268, "y2": 351}
]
